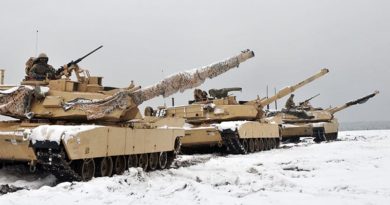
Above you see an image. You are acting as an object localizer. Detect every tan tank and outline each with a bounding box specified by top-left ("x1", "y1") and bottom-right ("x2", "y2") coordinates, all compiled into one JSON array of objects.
[
  {"x1": 0, "y1": 47, "x2": 255, "y2": 181},
  {"x1": 265, "y1": 91, "x2": 379, "y2": 142},
  {"x1": 161, "y1": 68, "x2": 329, "y2": 154}
]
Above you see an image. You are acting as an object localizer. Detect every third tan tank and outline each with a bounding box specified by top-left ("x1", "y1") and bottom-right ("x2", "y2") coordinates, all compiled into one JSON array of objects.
[{"x1": 265, "y1": 91, "x2": 379, "y2": 142}]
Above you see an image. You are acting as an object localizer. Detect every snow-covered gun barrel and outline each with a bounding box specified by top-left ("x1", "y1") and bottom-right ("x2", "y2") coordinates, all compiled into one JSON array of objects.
[
  {"x1": 65, "y1": 49, "x2": 255, "y2": 120},
  {"x1": 246, "y1": 68, "x2": 329, "y2": 108},
  {"x1": 327, "y1": 90, "x2": 379, "y2": 114},
  {"x1": 130, "y1": 50, "x2": 254, "y2": 105}
]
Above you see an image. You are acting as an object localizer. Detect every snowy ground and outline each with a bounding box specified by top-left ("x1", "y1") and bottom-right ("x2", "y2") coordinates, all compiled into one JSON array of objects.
[{"x1": 0, "y1": 130, "x2": 389, "y2": 205}]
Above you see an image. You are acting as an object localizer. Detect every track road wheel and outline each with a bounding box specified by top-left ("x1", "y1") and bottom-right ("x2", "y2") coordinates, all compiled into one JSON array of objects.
[
  {"x1": 269, "y1": 138, "x2": 276, "y2": 149},
  {"x1": 113, "y1": 156, "x2": 126, "y2": 175},
  {"x1": 259, "y1": 138, "x2": 267, "y2": 151},
  {"x1": 268, "y1": 139, "x2": 274, "y2": 150},
  {"x1": 138, "y1": 154, "x2": 148, "y2": 170},
  {"x1": 148, "y1": 153, "x2": 159, "y2": 171},
  {"x1": 334, "y1": 132, "x2": 338, "y2": 140},
  {"x1": 241, "y1": 139, "x2": 249, "y2": 154},
  {"x1": 158, "y1": 152, "x2": 168, "y2": 169},
  {"x1": 77, "y1": 158, "x2": 95, "y2": 181},
  {"x1": 258, "y1": 138, "x2": 265, "y2": 151},
  {"x1": 96, "y1": 157, "x2": 113, "y2": 177},
  {"x1": 254, "y1": 138, "x2": 260, "y2": 152},
  {"x1": 128, "y1": 155, "x2": 138, "y2": 168},
  {"x1": 174, "y1": 137, "x2": 181, "y2": 156},
  {"x1": 264, "y1": 139, "x2": 270, "y2": 150},
  {"x1": 248, "y1": 139, "x2": 255, "y2": 153},
  {"x1": 166, "y1": 152, "x2": 175, "y2": 169},
  {"x1": 275, "y1": 139, "x2": 280, "y2": 148}
]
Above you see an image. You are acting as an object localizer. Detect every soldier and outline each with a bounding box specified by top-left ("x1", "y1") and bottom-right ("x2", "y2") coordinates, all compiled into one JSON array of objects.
[
  {"x1": 194, "y1": 89, "x2": 203, "y2": 102},
  {"x1": 285, "y1": 94, "x2": 296, "y2": 110},
  {"x1": 28, "y1": 53, "x2": 57, "y2": 80},
  {"x1": 25, "y1": 57, "x2": 35, "y2": 76},
  {"x1": 144, "y1": 106, "x2": 155, "y2": 117}
]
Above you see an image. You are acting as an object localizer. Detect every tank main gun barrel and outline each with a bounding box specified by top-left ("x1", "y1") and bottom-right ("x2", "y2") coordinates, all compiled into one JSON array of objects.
[
  {"x1": 130, "y1": 49, "x2": 255, "y2": 105},
  {"x1": 256, "y1": 68, "x2": 329, "y2": 107},
  {"x1": 327, "y1": 90, "x2": 379, "y2": 114}
]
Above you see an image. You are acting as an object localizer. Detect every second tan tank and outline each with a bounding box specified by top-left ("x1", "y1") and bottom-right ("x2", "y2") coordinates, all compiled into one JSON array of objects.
[{"x1": 159, "y1": 68, "x2": 329, "y2": 154}]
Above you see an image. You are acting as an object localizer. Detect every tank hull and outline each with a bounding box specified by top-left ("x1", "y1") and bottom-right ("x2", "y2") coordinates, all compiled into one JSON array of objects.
[
  {"x1": 280, "y1": 124, "x2": 313, "y2": 142},
  {"x1": 275, "y1": 119, "x2": 339, "y2": 142},
  {"x1": 0, "y1": 132, "x2": 37, "y2": 162},
  {"x1": 0, "y1": 121, "x2": 39, "y2": 163},
  {"x1": 0, "y1": 119, "x2": 184, "y2": 181},
  {"x1": 181, "y1": 121, "x2": 280, "y2": 154},
  {"x1": 182, "y1": 127, "x2": 222, "y2": 147}
]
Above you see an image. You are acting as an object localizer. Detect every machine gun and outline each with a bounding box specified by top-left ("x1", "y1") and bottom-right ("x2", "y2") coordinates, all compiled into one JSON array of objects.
[
  {"x1": 56, "y1": 45, "x2": 103, "y2": 76},
  {"x1": 208, "y1": 87, "x2": 242, "y2": 99},
  {"x1": 298, "y1": 93, "x2": 320, "y2": 107}
]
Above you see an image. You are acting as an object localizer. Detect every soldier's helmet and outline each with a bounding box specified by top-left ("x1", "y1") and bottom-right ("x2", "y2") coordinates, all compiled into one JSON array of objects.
[{"x1": 37, "y1": 53, "x2": 49, "y2": 63}]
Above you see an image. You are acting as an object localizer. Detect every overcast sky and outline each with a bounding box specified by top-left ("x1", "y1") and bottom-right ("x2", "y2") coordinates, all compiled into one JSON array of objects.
[{"x1": 0, "y1": 0, "x2": 388, "y2": 122}]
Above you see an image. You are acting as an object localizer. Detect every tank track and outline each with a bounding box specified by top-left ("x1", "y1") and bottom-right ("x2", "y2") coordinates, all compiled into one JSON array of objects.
[
  {"x1": 35, "y1": 138, "x2": 181, "y2": 182},
  {"x1": 37, "y1": 149, "x2": 82, "y2": 182},
  {"x1": 37, "y1": 148, "x2": 178, "y2": 182},
  {"x1": 220, "y1": 129, "x2": 247, "y2": 154},
  {"x1": 313, "y1": 127, "x2": 338, "y2": 143}
]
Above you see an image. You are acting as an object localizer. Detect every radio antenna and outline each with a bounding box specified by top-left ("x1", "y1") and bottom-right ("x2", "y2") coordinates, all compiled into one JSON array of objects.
[
  {"x1": 35, "y1": 30, "x2": 39, "y2": 56},
  {"x1": 161, "y1": 69, "x2": 166, "y2": 107},
  {"x1": 274, "y1": 87, "x2": 278, "y2": 110},
  {"x1": 266, "y1": 85, "x2": 270, "y2": 110}
]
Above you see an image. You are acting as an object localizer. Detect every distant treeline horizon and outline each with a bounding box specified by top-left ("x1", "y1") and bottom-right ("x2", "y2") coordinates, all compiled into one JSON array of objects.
[{"x1": 339, "y1": 121, "x2": 390, "y2": 131}]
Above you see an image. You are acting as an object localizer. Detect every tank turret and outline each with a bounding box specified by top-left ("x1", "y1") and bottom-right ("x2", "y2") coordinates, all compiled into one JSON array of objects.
[
  {"x1": 0, "y1": 49, "x2": 255, "y2": 122},
  {"x1": 265, "y1": 91, "x2": 379, "y2": 142},
  {"x1": 165, "y1": 68, "x2": 329, "y2": 123},
  {"x1": 312, "y1": 91, "x2": 379, "y2": 141},
  {"x1": 277, "y1": 90, "x2": 380, "y2": 123}
]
